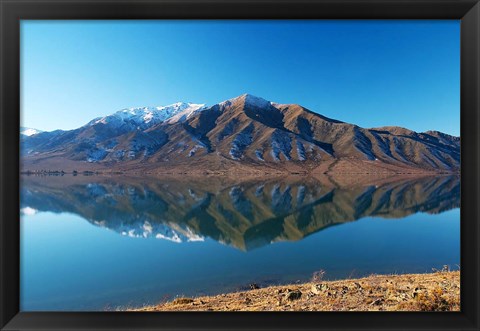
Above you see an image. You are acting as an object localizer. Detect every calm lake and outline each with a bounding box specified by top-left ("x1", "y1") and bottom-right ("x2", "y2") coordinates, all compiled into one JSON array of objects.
[{"x1": 20, "y1": 174, "x2": 460, "y2": 311}]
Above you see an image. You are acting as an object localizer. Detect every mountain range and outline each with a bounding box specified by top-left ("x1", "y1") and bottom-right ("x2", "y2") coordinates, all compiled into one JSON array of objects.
[{"x1": 21, "y1": 94, "x2": 460, "y2": 174}]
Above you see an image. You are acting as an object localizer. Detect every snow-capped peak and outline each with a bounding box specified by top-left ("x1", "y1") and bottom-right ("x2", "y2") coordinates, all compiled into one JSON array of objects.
[
  {"x1": 20, "y1": 127, "x2": 43, "y2": 136},
  {"x1": 243, "y1": 94, "x2": 271, "y2": 108},
  {"x1": 220, "y1": 94, "x2": 273, "y2": 109},
  {"x1": 91, "y1": 102, "x2": 207, "y2": 128},
  {"x1": 166, "y1": 103, "x2": 208, "y2": 124}
]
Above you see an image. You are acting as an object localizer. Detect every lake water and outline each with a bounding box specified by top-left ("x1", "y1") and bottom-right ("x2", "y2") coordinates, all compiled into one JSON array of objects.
[{"x1": 20, "y1": 175, "x2": 460, "y2": 311}]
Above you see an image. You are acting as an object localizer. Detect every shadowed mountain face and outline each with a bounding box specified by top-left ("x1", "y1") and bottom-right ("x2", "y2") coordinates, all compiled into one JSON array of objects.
[
  {"x1": 20, "y1": 175, "x2": 460, "y2": 251},
  {"x1": 21, "y1": 94, "x2": 460, "y2": 174}
]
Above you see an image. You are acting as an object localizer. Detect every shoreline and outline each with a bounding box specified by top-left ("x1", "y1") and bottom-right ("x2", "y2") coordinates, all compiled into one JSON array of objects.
[
  {"x1": 20, "y1": 169, "x2": 459, "y2": 176},
  {"x1": 131, "y1": 270, "x2": 460, "y2": 312}
]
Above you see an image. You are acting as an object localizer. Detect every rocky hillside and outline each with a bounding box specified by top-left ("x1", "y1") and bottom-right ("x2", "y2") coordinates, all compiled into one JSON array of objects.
[
  {"x1": 132, "y1": 270, "x2": 460, "y2": 311},
  {"x1": 21, "y1": 94, "x2": 460, "y2": 174}
]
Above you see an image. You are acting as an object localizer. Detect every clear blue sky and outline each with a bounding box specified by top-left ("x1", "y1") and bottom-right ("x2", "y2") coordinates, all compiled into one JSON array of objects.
[{"x1": 21, "y1": 20, "x2": 460, "y2": 136}]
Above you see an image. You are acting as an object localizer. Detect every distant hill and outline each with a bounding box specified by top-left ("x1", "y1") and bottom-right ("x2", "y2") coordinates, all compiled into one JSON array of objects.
[{"x1": 21, "y1": 94, "x2": 460, "y2": 174}]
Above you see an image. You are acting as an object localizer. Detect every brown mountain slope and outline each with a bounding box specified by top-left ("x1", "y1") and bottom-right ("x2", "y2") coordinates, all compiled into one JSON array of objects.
[{"x1": 21, "y1": 94, "x2": 460, "y2": 174}]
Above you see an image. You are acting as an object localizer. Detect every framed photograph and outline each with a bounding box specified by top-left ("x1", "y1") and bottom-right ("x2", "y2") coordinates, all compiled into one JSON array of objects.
[{"x1": 1, "y1": 0, "x2": 479, "y2": 330}]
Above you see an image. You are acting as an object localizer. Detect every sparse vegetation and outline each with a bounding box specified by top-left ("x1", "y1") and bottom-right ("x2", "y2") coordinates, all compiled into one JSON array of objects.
[
  {"x1": 172, "y1": 297, "x2": 195, "y2": 305},
  {"x1": 132, "y1": 271, "x2": 459, "y2": 312}
]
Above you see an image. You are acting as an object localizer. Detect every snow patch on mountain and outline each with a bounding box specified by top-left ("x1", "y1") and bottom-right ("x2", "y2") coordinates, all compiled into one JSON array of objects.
[
  {"x1": 166, "y1": 103, "x2": 207, "y2": 124},
  {"x1": 230, "y1": 123, "x2": 254, "y2": 159},
  {"x1": 220, "y1": 94, "x2": 274, "y2": 109},
  {"x1": 271, "y1": 130, "x2": 292, "y2": 161},
  {"x1": 188, "y1": 145, "x2": 205, "y2": 157},
  {"x1": 243, "y1": 94, "x2": 272, "y2": 108},
  {"x1": 255, "y1": 149, "x2": 265, "y2": 161},
  {"x1": 87, "y1": 148, "x2": 108, "y2": 163},
  {"x1": 92, "y1": 102, "x2": 206, "y2": 128},
  {"x1": 20, "y1": 127, "x2": 43, "y2": 136},
  {"x1": 296, "y1": 141, "x2": 306, "y2": 161}
]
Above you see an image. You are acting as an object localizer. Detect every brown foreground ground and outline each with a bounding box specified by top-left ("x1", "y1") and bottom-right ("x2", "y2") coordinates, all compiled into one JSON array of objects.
[{"x1": 132, "y1": 270, "x2": 459, "y2": 312}]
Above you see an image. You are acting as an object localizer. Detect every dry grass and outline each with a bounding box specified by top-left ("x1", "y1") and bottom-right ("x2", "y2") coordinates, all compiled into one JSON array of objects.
[{"x1": 131, "y1": 270, "x2": 459, "y2": 312}]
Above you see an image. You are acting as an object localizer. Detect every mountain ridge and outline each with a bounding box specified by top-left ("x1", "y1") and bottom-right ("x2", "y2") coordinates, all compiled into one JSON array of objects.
[{"x1": 21, "y1": 94, "x2": 460, "y2": 174}]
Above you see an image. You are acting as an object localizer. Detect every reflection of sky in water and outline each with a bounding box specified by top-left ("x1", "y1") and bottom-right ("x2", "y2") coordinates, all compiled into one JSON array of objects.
[{"x1": 20, "y1": 176, "x2": 460, "y2": 311}]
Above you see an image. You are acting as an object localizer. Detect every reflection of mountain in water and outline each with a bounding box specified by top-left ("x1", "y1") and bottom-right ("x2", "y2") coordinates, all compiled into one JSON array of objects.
[{"x1": 20, "y1": 175, "x2": 460, "y2": 251}]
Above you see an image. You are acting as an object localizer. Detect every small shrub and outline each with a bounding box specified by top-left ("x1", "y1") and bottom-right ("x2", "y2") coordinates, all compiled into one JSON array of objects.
[
  {"x1": 312, "y1": 270, "x2": 326, "y2": 282},
  {"x1": 172, "y1": 297, "x2": 194, "y2": 305},
  {"x1": 399, "y1": 286, "x2": 455, "y2": 311}
]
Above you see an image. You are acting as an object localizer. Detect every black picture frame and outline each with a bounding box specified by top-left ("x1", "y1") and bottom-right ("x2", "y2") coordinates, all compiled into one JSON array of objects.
[{"x1": 1, "y1": 0, "x2": 479, "y2": 330}]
